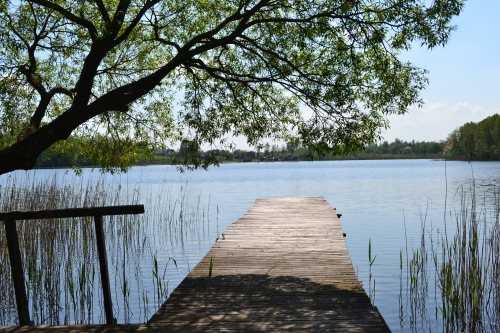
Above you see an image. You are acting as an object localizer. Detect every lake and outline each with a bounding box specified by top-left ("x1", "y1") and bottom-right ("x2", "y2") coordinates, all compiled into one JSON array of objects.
[{"x1": 1, "y1": 159, "x2": 499, "y2": 331}]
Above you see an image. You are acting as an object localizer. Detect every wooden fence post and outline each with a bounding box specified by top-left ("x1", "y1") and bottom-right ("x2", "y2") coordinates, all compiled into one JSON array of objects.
[
  {"x1": 93, "y1": 215, "x2": 114, "y2": 325},
  {"x1": 0, "y1": 205, "x2": 144, "y2": 326},
  {"x1": 4, "y1": 219, "x2": 31, "y2": 326}
]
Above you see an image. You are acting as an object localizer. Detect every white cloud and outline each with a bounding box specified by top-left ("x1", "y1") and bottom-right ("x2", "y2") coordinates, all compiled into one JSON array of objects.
[{"x1": 383, "y1": 101, "x2": 500, "y2": 142}]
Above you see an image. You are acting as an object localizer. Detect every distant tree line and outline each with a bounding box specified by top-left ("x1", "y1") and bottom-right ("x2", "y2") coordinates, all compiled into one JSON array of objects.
[
  {"x1": 447, "y1": 114, "x2": 500, "y2": 160},
  {"x1": 33, "y1": 137, "x2": 449, "y2": 167},
  {"x1": 358, "y1": 139, "x2": 444, "y2": 157},
  {"x1": 31, "y1": 113, "x2": 500, "y2": 168},
  {"x1": 284, "y1": 138, "x2": 446, "y2": 161},
  {"x1": 222, "y1": 138, "x2": 446, "y2": 162}
]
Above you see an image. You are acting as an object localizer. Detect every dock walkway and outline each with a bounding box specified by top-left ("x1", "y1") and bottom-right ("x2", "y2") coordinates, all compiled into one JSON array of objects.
[{"x1": 1, "y1": 197, "x2": 391, "y2": 332}]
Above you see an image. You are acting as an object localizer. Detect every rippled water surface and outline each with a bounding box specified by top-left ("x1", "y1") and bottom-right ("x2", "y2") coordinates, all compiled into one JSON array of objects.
[{"x1": 1, "y1": 159, "x2": 499, "y2": 330}]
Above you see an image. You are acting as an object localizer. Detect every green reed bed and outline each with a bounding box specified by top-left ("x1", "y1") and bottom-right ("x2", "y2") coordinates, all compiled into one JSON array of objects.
[
  {"x1": 0, "y1": 172, "x2": 209, "y2": 326},
  {"x1": 401, "y1": 185, "x2": 500, "y2": 332}
]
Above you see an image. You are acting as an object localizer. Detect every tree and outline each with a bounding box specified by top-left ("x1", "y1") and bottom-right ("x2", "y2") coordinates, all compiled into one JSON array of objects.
[
  {"x1": 0, "y1": 0, "x2": 464, "y2": 175},
  {"x1": 219, "y1": 149, "x2": 233, "y2": 160},
  {"x1": 232, "y1": 149, "x2": 246, "y2": 160},
  {"x1": 381, "y1": 141, "x2": 389, "y2": 154},
  {"x1": 286, "y1": 138, "x2": 300, "y2": 155},
  {"x1": 448, "y1": 114, "x2": 500, "y2": 160},
  {"x1": 402, "y1": 146, "x2": 412, "y2": 154},
  {"x1": 177, "y1": 139, "x2": 200, "y2": 164}
]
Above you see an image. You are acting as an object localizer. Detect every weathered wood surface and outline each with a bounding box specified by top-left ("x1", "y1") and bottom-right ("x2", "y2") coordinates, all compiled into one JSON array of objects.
[
  {"x1": 0, "y1": 325, "x2": 139, "y2": 332},
  {"x1": 1, "y1": 204, "x2": 145, "y2": 327},
  {"x1": 1, "y1": 197, "x2": 391, "y2": 332},
  {"x1": 0, "y1": 205, "x2": 144, "y2": 221}
]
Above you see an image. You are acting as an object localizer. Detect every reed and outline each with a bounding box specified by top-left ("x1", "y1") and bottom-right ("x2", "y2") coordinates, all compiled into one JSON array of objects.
[
  {"x1": 368, "y1": 238, "x2": 377, "y2": 304},
  {"x1": 401, "y1": 185, "x2": 500, "y2": 332},
  {"x1": 436, "y1": 185, "x2": 500, "y2": 332},
  {"x1": 208, "y1": 256, "x2": 214, "y2": 279},
  {"x1": 0, "y1": 171, "x2": 209, "y2": 326}
]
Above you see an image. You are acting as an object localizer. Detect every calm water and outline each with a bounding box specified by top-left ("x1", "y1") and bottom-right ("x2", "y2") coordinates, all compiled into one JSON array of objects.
[{"x1": 1, "y1": 159, "x2": 499, "y2": 331}]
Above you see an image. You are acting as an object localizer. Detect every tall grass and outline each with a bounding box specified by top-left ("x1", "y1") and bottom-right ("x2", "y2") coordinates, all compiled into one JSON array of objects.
[
  {"x1": 0, "y1": 171, "x2": 210, "y2": 326},
  {"x1": 437, "y1": 185, "x2": 500, "y2": 332},
  {"x1": 401, "y1": 185, "x2": 500, "y2": 332}
]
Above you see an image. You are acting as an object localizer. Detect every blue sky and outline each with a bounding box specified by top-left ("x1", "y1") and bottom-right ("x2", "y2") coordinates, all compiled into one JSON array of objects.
[{"x1": 383, "y1": 0, "x2": 500, "y2": 143}]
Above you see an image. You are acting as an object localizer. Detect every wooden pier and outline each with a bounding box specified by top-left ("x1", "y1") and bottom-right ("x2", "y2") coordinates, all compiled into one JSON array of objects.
[{"x1": 1, "y1": 197, "x2": 391, "y2": 332}]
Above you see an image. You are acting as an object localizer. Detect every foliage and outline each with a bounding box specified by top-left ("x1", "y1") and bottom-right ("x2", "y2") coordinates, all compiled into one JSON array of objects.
[
  {"x1": 0, "y1": 0, "x2": 464, "y2": 174},
  {"x1": 232, "y1": 149, "x2": 246, "y2": 160},
  {"x1": 447, "y1": 114, "x2": 500, "y2": 160},
  {"x1": 237, "y1": 138, "x2": 447, "y2": 161},
  {"x1": 32, "y1": 137, "x2": 449, "y2": 166}
]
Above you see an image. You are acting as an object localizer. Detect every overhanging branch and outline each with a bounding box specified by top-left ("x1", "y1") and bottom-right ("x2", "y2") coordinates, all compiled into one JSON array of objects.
[{"x1": 28, "y1": 0, "x2": 98, "y2": 39}]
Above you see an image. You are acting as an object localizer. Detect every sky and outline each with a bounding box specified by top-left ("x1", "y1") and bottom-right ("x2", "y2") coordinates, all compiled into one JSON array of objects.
[{"x1": 382, "y1": 0, "x2": 500, "y2": 143}]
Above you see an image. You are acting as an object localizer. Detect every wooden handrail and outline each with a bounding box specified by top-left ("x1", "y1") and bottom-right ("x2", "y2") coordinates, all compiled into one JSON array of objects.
[
  {"x1": 2, "y1": 204, "x2": 145, "y2": 326},
  {"x1": 0, "y1": 205, "x2": 144, "y2": 221}
]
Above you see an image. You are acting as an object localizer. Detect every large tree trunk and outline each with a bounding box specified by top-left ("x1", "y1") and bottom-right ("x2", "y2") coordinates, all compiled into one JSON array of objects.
[{"x1": 0, "y1": 108, "x2": 87, "y2": 176}]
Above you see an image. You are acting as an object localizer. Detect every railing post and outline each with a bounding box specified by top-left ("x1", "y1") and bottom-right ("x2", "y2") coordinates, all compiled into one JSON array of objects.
[
  {"x1": 93, "y1": 215, "x2": 114, "y2": 325},
  {"x1": 0, "y1": 205, "x2": 144, "y2": 327},
  {"x1": 4, "y1": 219, "x2": 31, "y2": 326}
]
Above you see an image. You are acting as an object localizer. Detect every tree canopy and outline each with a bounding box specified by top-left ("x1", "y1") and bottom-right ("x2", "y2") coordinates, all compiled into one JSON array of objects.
[
  {"x1": 448, "y1": 113, "x2": 500, "y2": 160},
  {"x1": 0, "y1": 0, "x2": 464, "y2": 174}
]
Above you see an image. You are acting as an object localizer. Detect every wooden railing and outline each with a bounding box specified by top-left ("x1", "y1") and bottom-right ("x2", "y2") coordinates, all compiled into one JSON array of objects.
[{"x1": 0, "y1": 205, "x2": 145, "y2": 326}]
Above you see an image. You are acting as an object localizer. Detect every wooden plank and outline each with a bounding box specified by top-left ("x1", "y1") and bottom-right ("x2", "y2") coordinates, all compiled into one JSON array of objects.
[
  {"x1": 94, "y1": 215, "x2": 114, "y2": 325},
  {"x1": 145, "y1": 197, "x2": 391, "y2": 332},
  {"x1": 0, "y1": 205, "x2": 144, "y2": 221},
  {"x1": 3, "y1": 219, "x2": 31, "y2": 326},
  {"x1": 0, "y1": 324, "x2": 140, "y2": 332}
]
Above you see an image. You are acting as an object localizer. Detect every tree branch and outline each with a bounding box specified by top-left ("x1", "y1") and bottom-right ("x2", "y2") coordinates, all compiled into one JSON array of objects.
[
  {"x1": 182, "y1": 0, "x2": 269, "y2": 51},
  {"x1": 114, "y1": 0, "x2": 161, "y2": 45},
  {"x1": 30, "y1": 87, "x2": 74, "y2": 128},
  {"x1": 94, "y1": 0, "x2": 112, "y2": 27},
  {"x1": 28, "y1": 0, "x2": 98, "y2": 39},
  {"x1": 110, "y1": 0, "x2": 131, "y2": 35}
]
